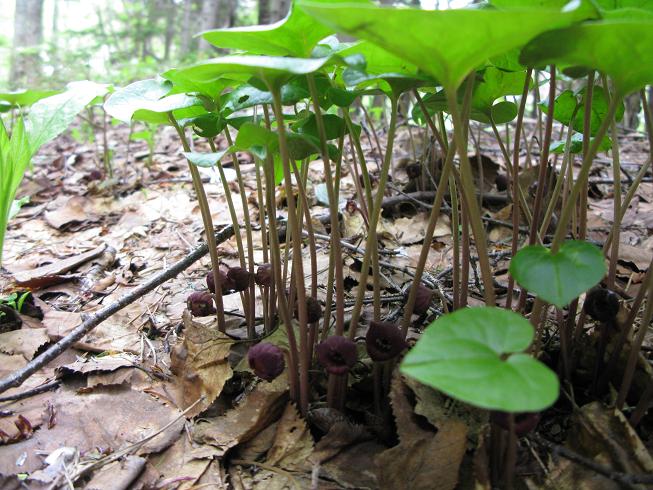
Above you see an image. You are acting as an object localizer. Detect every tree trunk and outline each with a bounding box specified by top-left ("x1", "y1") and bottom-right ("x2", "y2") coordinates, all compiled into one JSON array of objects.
[
  {"x1": 180, "y1": 0, "x2": 194, "y2": 56},
  {"x1": 164, "y1": 0, "x2": 176, "y2": 60},
  {"x1": 258, "y1": 0, "x2": 270, "y2": 24},
  {"x1": 198, "y1": 0, "x2": 221, "y2": 52},
  {"x1": 268, "y1": 0, "x2": 290, "y2": 22},
  {"x1": 10, "y1": 0, "x2": 44, "y2": 89}
]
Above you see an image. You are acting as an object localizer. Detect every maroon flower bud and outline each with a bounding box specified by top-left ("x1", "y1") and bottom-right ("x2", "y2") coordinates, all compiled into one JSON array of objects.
[
  {"x1": 255, "y1": 263, "x2": 273, "y2": 287},
  {"x1": 409, "y1": 283, "x2": 433, "y2": 315},
  {"x1": 490, "y1": 411, "x2": 541, "y2": 437},
  {"x1": 206, "y1": 269, "x2": 235, "y2": 294},
  {"x1": 295, "y1": 296, "x2": 322, "y2": 324},
  {"x1": 228, "y1": 266, "x2": 252, "y2": 292},
  {"x1": 366, "y1": 321, "x2": 407, "y2": 362},
  {"x1": 495, "y1": 173, "x2": 509, "y2": 192},
  {"x1": 584, "y1": 287, "x2": 620, "y2": 323},
  {"x1": 248, "y1": 343, "x2": 285, "y2": 382},
  {"x1": 316, "y1": 336, "x2": 357, "y2": 375},
  {"x1": 186, "y1": 291, "x2": 216, "y2": 317},
  {"x1": 406, "y1": 162, "x2": 422, "y2": 180}
]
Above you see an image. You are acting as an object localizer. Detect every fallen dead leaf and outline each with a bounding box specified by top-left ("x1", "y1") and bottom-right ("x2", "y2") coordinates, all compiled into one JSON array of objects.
[
  {"x1": 6, "y1": 244, "x2": 106, "y2": 288},
  {"x1": 192, "y1": 374, "x2": 288, "y2": 457},
  {"x1": 0, "y1": 328, "x2": 50, "y2": 360},
  {"x1": 0, "y1": 386, "x2": 183, "y2": 476},
  {"x1": 169, "y1": 310, "x2": 234, "y2": 417},
  {"x1": 265, "y1": 402, "x2": 314, "y2": 472},
  {"x1": 44, "y1": 196, "x2": 100, "y2": 230}
]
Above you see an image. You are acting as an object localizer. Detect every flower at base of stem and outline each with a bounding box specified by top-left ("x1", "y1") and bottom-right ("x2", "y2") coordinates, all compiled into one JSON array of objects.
[{"x1": 316, "y1": 336, "x2": 357, "y2": 375}]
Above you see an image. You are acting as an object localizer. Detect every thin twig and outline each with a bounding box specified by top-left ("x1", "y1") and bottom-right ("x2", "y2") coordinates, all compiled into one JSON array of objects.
[
  {"x1": 0, "y1": 226, "x2": 234, "y2": 395},
  {"x1": 0, "y1": 379, "x2": 61, "y2": 403}
]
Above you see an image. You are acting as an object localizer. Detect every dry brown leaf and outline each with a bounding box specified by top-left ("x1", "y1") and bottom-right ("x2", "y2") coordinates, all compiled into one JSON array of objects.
[
  {"x1": 7, "y1": 244, "x2": 106, "y2": 287},
  {"x1": 84, "y1": 455, "x2": 146, "y2": 490},
  {"x1": 56, "y1": 353, "x2": 135, "y2": 376},
  {"x1": 138, "y1": 435, "x2": 219, "y2": 490},
  {"x1": 43, "y1": 196, "x2": 100, "y2": 230},
  {"x1": 0, "y1": 328, "x2": 50, "y2": 360},
  {"x1": 265, "y1": 403, "x2": 314, "y2": 472},
  {"x1": 168, "y1": 311, "x2": 233, "y2": 417},
  {"x1": 192, "y1": 374, "x2": 288, "y2": 457},
  {"x1": 0, "y1": 387, "x2": 183, "y2": 476},
  {"x1": 375, "y1": 419, "x2": 468, "y2": 490},
  {"x1": 44, "y1": 310, "x2": 141, "y2": 353}
]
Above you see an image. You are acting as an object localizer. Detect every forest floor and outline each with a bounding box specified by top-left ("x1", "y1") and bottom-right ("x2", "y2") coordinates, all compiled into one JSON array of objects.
[{"x1": 1, "y1": 115, "x2": 652, "y2": 489}]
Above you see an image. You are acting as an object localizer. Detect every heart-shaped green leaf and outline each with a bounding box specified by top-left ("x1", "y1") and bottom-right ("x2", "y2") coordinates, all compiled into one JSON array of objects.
[
  {"x1": 27, "y1": 81, "x2": 109, "y2": 152},
  {"x1": 549, "y1": 132, "x2": 612, "y2": 154},
  {"x1": 183, "y1": 150, "x2": 230, "y2": 168},
  {"x1": 509, "y1": 240, "x2": 606, "y2": 308},
  {"x1": 520, "y1": 19, "x2": 653, "y2": 95},
  {"x1": 104, "y1": 78, "x2": 206, "y2": 124},
  {"x1": 542, "y1": 87, "x2": 624, "y2": 136},
  {"x1": 401, "y1": 307, "x2": 559, "y2": 412},
  {"x1": 169, "y1": 55, "x2": 332, "y2": 91},
  {"x1": 202, "y1": 0, "x2": 372, "y2": 57},
  {"x1": 298, "y1": 0, "x2": 598, "y2": 91}
]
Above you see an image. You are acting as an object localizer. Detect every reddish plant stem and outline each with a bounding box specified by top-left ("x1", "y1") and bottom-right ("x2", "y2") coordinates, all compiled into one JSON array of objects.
[{"x1": 506, "y1": 68, "x2": 533, "y2": 310}]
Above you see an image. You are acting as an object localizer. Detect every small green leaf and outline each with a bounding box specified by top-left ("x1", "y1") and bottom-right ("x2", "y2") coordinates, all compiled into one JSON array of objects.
[
  {"x1": 171, "y1": 55, "x2": 333, "y2": 91},
  {"x1": 541, "y1": 87, "x2": 624, "y2": 136},
  {"x1": 401, "y1": 307, "x2": 559, "y2": 412},
  {"x1": 509, "y1": 240, "x2": 606, "y2": 308},
  {"x1": 549, "y1": 132, "x2": 612, "y2": 154},
  {"x1": 183, "y1": 150, "x2": 230, "y2": 168},
  {"x1": 104, "y1": 78, "x2": 205, "y2": 124}
]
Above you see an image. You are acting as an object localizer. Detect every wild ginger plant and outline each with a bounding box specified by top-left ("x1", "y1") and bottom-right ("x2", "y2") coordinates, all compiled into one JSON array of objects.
[{"x1": 99, "y1": 3, "x2": 653, "y2": 485}]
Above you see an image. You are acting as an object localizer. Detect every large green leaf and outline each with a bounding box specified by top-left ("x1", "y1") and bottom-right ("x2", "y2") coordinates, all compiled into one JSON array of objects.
[
  {"x1": 27, "y1": 81, "x2": 108, "y2": 152},
  {"x1": 0, "y1": 89, "x2": 61, "y2": 108},
  {"x1": 520, "y1": 19, "x2": 653, "y2": 95},
  {"x1": 104, "y1": 78, "x2": 205, "y2": 124},
  {"x1": 169, "y1": 55, "x2": 333, "y2": 91},
  {"x1": 202, "y1": 0, "x2": 372, "y2": 57},
  {"x1": 163, "y1": 68, "x2": 245, "y2": 99},
  {"x1": 401, "y1": 307, "x2": 559, "y2": 412},
  {"x1": 509, "y1": 240, "x2": 606, "y2": 308},
  {"x1": 298, "y1": 0, "x2": 598, "y2": 91}
]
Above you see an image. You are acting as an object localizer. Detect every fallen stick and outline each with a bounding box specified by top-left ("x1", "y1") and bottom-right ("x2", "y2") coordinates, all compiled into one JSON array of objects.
[{"x1": 0, "y1": 225, "x2": 234, "y2": 395}]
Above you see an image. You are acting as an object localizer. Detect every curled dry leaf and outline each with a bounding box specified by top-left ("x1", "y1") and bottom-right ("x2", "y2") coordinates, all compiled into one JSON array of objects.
[{"x1": 169, "y1": 311, "x2": 234, "y2": 417}]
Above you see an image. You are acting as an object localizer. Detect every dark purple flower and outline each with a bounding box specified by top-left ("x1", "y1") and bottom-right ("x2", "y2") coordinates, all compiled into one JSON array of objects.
[
  {"x1": 366, "y1": 321, "x2": 407, "y2": 362},
  {"x1": 316, "y1": 336, "x2": 357, "y2": 375},
  {"x1": 255, "y1": 263, "x2": 273, "y2": 287},
  {"x1": 248, "y1": 343, "x2": 285, "y2": 382},
  {"x1": 406, "y1": 162, "x2": 422, "y2": 180},
  {"x1": 490, "y1": 411, "x2": 541, "y2": 437},
  {"x1": 410, "y1": 283, "x2": 433, "y2": 315},
  {"x1": 186, "y1": 291, "x2": 216, "y2": 317},
  {"x1": 584, "y1": 287, "x2": 620, "y2": 323},
  {"x1": 228, "y1": 266, "x2": 252, "y2": 292},
  {"x1": 206, "y1": 268, "x2": 235, "y2": 294},
  {"x1": 295, "y1": 296, "x2": 322, "y2": 324}
]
